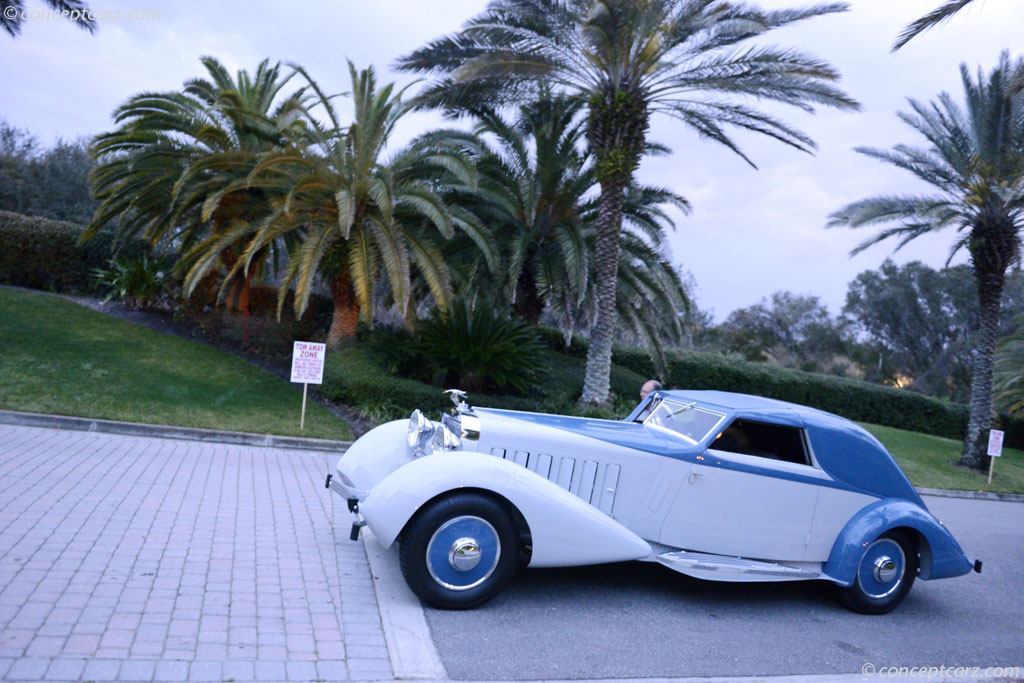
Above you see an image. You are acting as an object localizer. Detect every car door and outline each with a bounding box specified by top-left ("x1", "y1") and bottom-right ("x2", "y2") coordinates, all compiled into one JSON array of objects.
[{"x1": 658, "y1": 418, "x2": 828, "y2": 561}]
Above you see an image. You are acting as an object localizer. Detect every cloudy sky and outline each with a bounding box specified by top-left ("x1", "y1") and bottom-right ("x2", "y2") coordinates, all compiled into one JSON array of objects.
[{"x1": 1, "y1": 0, "x2": 1019, "y2": 319}]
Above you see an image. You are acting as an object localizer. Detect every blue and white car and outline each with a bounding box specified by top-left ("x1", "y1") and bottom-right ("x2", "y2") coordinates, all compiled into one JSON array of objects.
[{"x1": 327, "y1": 389, "x2": 980, "y2": 613}]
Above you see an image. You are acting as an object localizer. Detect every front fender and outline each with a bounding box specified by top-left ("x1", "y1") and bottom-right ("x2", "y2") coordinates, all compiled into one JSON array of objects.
[
  {"x1": 334, "y1": 419, "x2": 411, "y2": 496},
  {"x1": 823, "y1": 498, "x2": 973, "y2": 586},
  {"x1": 360, "y1": 452, "x2": 652, "y2": 568}
]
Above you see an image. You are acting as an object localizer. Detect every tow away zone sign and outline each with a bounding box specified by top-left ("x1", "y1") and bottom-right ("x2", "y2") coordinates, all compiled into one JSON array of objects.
[
  {"x1": 291, "y1": 341, "x2": 325, "y2": 429},
  {"x1": 987, "y1": 430, "x2": 1004, "y2": 484}
]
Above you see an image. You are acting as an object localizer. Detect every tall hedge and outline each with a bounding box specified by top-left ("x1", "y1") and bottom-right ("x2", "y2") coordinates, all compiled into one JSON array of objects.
[
  {"x1": 0, "y1": 210, "x2": 150, "y2": 293},
  {"x1": 538, "y1": 326, "x2": 1024, "y2": 449}
]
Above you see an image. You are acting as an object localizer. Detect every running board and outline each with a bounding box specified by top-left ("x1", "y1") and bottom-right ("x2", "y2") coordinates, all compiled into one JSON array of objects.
[{"x1": 657, "y1": 550, "x2": 829, "y2": 582}]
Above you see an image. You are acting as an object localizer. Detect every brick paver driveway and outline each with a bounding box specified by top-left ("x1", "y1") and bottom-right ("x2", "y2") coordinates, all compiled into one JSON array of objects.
[{"x1": 0, "y1": 425, "x2": 391, "y2": 682}]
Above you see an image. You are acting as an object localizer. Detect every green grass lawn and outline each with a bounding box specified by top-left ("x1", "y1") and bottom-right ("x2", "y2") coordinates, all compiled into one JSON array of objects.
[
  {"x1": 862, "y1": 422, "x2": 1024, "y2": 494},
  {"x1": 0, "y1": 287, "x2": 352, "y2": 440}
]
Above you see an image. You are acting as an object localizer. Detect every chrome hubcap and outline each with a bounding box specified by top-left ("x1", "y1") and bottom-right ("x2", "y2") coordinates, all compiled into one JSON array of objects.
[
  {"x1": 449, "y1": 538, "x2": 482, "y2": 571},
  {"x1": 873, "y1": 556, "x2": 898, "y2": 584},
  {"x1": 426, "y1": 516, "x2": 500, "y2": 591},
  {"x1": 858, "y1": 539, "x2": 906, "y2": 599}
]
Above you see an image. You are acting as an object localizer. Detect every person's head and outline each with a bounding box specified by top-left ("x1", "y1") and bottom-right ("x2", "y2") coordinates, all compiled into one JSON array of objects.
[{"x1": 640, "y1": 379, "x2": 662, "y2": 401}]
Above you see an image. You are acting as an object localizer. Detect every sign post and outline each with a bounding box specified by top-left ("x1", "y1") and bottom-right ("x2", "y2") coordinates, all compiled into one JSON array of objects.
[
  {"x1": 986, "y1": 429, "x2": 1004, "y2": 485},
  {"x1": 290, "y1": 341, "x2": 326, "y2": 430}
]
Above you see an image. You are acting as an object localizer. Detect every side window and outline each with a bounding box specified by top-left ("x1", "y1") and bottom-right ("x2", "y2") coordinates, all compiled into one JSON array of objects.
[{"x1": 710, "y1": 419, "x2": 810, "y2": 466}]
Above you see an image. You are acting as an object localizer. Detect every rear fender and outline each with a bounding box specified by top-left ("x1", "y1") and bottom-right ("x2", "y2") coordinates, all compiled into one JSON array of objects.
[
  {"x1": 360, "y1": 452, "x2": 651, "y2": 568},
  {"x1": 823, "y1": 499, "x2": 973, "y2": 586}
]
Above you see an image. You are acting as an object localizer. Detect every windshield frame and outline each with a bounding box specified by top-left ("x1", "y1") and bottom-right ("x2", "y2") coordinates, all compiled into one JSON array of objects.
[{"x1": 642, "y1": 398, "x2": 727, "y2": 446}]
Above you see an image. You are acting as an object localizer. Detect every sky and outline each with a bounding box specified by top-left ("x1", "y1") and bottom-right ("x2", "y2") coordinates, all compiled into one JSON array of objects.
[{"x1": 1, "y1": 0, "x2": 1020, "y2": 320}]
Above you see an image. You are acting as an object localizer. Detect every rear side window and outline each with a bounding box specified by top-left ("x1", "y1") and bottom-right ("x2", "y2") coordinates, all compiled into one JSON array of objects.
[{"x1": 711, "y1": 419, "x2": 810, "y2": 466}]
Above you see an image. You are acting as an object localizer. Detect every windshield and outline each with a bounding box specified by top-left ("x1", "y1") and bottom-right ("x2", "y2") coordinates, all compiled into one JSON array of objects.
[{"x1": 643, "y1": 399, "x2": 726, "y2": 445}]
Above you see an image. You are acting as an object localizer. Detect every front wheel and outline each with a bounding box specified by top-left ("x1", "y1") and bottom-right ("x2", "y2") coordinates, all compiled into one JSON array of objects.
[
  {"x1": 399, "y1": 493, "x2": 520, "y2": 609},
  {"x1": 837, "y1": 531, "x2": 918, "y2": 614}
]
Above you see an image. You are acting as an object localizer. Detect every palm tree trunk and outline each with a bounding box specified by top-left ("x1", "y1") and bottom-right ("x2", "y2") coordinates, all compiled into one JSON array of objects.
[
  {"x1": 220, "y1": 261, "x2": 252, "y2": 314},
  {"x1": 579, "y1": 86, "x2": 649, "y2": 406},
  {"x1": 327, "y1": 274, "x2": 360, "y2": 349},
  {"x1": 513, "y1": 266, "x2": 546, "y2": 325},
  {"x1": 580, "y1": 178, "x2": 627, "y2": 404},
  {"x1": 960, "y1": 270, "x2": 1006, "y2": 469}
]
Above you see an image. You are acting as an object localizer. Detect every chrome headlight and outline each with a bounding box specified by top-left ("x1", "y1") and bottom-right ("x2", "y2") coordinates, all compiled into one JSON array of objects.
[
  {"x1": 407, "y1": 409, "x2": 436, "y2": 457},
  {"x1": 434, "y1": 414, "x2": 462, "y2": 451}
]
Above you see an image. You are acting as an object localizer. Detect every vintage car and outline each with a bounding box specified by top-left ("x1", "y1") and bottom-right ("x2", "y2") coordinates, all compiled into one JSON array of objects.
[{"x1": 327, "y1": 389, "x2": 980, "y2": 614}]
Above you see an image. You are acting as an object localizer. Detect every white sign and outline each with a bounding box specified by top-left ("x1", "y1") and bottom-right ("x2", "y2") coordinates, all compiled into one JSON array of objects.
[
  {"x1": 290, "y1": 341, "x2": 325, "y2": 385},
  {"x1": 987, "y1": 430, "x2": 1004, "y2": 457}
]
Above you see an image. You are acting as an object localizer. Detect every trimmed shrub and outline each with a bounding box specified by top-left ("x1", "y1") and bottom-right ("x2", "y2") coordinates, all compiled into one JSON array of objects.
[
  {"x1": 322, "y1": 347, "x2": 450, "y2": 417},
  {"x1": 537, "y1": 325, "x2": 657, "y2": 378},
  {"x1": 535, "y1": 326, "x2": 589, "y2": 358},
  {"x1": 663, "y1": 350, "x2": 1024, "y2": 449},
  {"x1": 0, "y1": 210, "x2": 151, "y2": 293},
  {"x1": 537, "y1": 323, "x2": 1024, "y2": 448},
  {"x1": 321, "y1": 339, "x2": 649, "y2": 427}
]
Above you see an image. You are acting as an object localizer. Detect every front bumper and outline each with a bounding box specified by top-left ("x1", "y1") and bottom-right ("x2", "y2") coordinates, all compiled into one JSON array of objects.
[
  {"x1": 325, "y1": 472, "x2": 367, "y2": 503},
  {"x1": 325, "y1": 473, "x2": 367, "y2": 540}
]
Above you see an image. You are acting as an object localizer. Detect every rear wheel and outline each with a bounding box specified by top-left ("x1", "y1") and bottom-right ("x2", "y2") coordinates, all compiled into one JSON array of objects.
[
  {"x1": 399, "y1": 493, "x2": 519, "y2": 609},
  {"x1": 837, "y1": 531, "x2": 917, "y2": 614}
]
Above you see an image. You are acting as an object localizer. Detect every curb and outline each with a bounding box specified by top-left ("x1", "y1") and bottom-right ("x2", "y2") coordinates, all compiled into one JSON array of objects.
[
  {"x1": 363, "y1": 529, "x2": 448, "y2": 680},
  {"x1": 918, "y1": 487, "x2": 1024, "y2": 503},
  {"x1": 0, "y1": 409, "x2": 352, "y2": 453}
]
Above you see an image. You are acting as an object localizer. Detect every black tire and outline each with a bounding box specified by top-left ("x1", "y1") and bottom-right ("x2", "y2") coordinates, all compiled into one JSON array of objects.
[
  {"x1": 837, "y1": 530, "x2": 918, "y2": 615},
  {"x1": 399, "y1": 493, "x2": 520, "y2": 609}
]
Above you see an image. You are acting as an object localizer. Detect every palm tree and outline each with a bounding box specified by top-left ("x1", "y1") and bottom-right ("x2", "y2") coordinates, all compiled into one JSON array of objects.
[
  {"x1": 2, "y1": 0, "x2": 95, "y2": 37},
  {"x1": 436, "y1": 97, "x2": 691, "y2": 367},
  {"x1": 994, "y1": 315, "x2": 1024, "y2": 419},
  {"x1": 436, "y1": 98, "x2": 597, "y2": 322},
  {"x1": 87, "y1": 56, "x2": 308, "y2": 313},
  {"x1": 828, "y1": 52, "x2": 1024, "y2": 469},
  {"x1": 198, "y1": 63, "x2": 479, "y2": 348},
  {"x1": 398, "y1": 0, "x2": 859, "y2": 405},
  {"x1": 892, "y1": 0, "x2": 978, "y2": 51}
]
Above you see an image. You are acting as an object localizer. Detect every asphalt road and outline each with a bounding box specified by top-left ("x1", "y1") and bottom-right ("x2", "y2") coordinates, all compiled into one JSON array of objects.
[{"x1": 424, "y1": 496, "x2": 1024, "y2": 680}]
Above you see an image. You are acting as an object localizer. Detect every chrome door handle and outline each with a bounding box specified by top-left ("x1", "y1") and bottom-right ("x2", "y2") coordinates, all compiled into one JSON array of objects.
[{"x1": 688, "y1": 469, "x2": 703, "y2": 484}]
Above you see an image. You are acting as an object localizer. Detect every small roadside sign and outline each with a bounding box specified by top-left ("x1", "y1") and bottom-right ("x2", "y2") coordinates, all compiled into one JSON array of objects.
[
  {"x1": 290, "y1": 341, "x2": 326, "y2": 429},
  {"x1": 291, "y1": 341, "x2": 325, "y2": 385},
  {"x1": 987, "y1": 430, "x2": 1004, "y2": 457},
  {"x1": 987, "y1": 429, "x2": 1004, "y2": 484}
]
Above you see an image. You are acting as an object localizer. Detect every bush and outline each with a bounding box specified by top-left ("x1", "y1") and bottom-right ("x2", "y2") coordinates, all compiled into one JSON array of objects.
[
  {"x1": 536, "y1": 326, "x2": 657, "y2": 378},
  {"x1": 321, "y1": 347, "x2": 450, "y2": 417},
  {"x1": 191, "y1": 292, "x2": 333, "y2": 360},
  {"x1": 0, "y1": 210, "x2": 151, "y2": 293},
  {"x1": 662, "y1": 350, "x2": 1024, "y2": 448},
  {"x1": 321, "y1": 337, "x2": 649, "y2": 427},
  {"x1": 415, "y1": 302, "x2": 549, "y2": 393},
  {"x1": 93, "y1": 255, "x2": 172, "y2": 309}
]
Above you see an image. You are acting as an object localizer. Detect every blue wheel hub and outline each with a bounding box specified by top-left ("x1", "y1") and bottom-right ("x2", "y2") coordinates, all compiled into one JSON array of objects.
[
  {"x1": 857, "y1": 538, "x2": 906, "y2": 599},
  {"x1": 426, "y1": 515, "x2": 501, "y2": 591}
]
